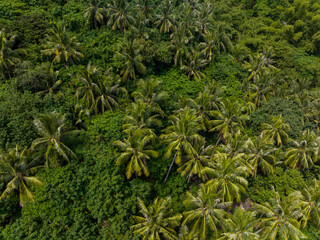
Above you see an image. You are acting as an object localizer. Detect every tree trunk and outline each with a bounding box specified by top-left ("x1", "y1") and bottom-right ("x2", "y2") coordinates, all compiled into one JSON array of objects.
[
  {"x1": 215, "y1": 135, "x2": 221, "y2": 146},
  {"x1": 164, "y1": 153, "x2": 177, "y2": 183}
]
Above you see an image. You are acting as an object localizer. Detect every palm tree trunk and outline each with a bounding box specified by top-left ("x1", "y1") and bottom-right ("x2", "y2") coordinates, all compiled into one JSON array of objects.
[
  {"x1": 215, "y1": 135, "x2": 221, "y2": 146},
  {"x1": 164, "y1": 153, "x2": 177, "y2": 183}
]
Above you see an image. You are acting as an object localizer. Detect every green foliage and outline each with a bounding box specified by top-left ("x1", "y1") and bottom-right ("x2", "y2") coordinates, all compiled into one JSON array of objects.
[{"x1": 248, "y1": 167, "x2": 306, "y2": 203}]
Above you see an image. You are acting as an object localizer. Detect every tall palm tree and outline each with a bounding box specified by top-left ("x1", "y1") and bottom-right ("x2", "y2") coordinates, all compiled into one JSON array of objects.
[
  {"x1": 200, "y1": 31, "x2": 216, "y2": 64},
  {"x1": 213, "y1": 22, "x2": 234, "y2": 55},
  {"x1": 301, "y1": 179, "x2": 320, "y2": 228},
  {"x1": 210, "y1": 99, "x2": 249, "y2": 146},
  {"x1": 261, "y1": 114, "x2": 290, "y2": 147},
  {"x1": 0, "y1": 30, "x2": 26, "y2": 78},
  {"x1": 0, "y1": 146, "x2": 43, "y2": 207},
  {"x1": 114, "y1": 129, "x2": 158, "y2": 179},
  {"x1": 194, "y1": 2, "x2": 213, "y2": 38},
  {"x1": 178, "y1": 225, "x2": 199, "y2": 240},
  {"x1": 117, "y1": 37, "x2": 146, "y2": 81},
  {"x1": 75, "y1": 63, "x2": 102, "y2": 112},
  {"x1": 122, "y1": 99, "x2": 163, "y2": 135},
  {"x1": 132, "y1": 78, "x2": 168, "y2": 115},
  {"x1": 160, "y1": 107, "x2": 203, "y2": 182},
  {"x1": 181, "y1": 47, "x2": 208, "y2": 81},
  {"x1": 136, "y1": 0, "x2": 154, "y2": 24},
  {"x1": 32, "y1": 111, "x2": 77, "y2": 169},
  {"x1": 155, "y1": 0, "x2": 175, "y2": 33},
  {"x1": 245, "y1": 134, "x2": 276, "y2": 177},
  {"x1": 253, "y1": 190, "x2": 306, "y2": 240},
  {"x1": 182, "y1": 184, "x2": 231, "y2": 240},
  {"x1": 218, "y1": 207, "x2": 259, "y2": 240},
  {"x1": 169, "y1": 22, "x2": 191, "y2": 67},
  {"x1": 202, "y1": 153, "x2": 251, "y2": 203},
  {"x1": 284, "y1": 129, "x2": 319, "y2": 170},
  {"x1": 84, "y1": 0, "x2": 107, "y2": 29},
  {"x1": 42, "y1": 24, "x2": 84, "y2": 69},
  {"x1": 35, "y1": 70, "x2": 62, "y2": 97},
  {"x1": 177, "y1": 138, "x2": 212, "y2": 181},
  {"x1": 95, "y1": 76, "x2": 126, "y2": 114},
  {"x1": 132, "y1": 196, "x2": 182, "y2": 239},
  {"x1": 106, "y1": 0, "x2": 134, "y2": 32}
]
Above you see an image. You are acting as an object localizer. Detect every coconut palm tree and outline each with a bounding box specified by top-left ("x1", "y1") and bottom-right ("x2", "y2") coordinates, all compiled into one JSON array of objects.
[
  {"x1": 253, "y1": 189, "x2": 306, "y2": 240},
  {"x1": 117, "y1": 37, "x2": 146, "y2": 81},
  {"x1": 202, "y1": 153, "x2": 251, "y2": 203},
  {"x1": 114, "y1": 129, "x2": 158, "y2": 179},
  {"x1": 42, "y1": 24, "x2": 83, "y2": 69},
  {"x1": 169, "y1": 22, "x2": 191, "y2": 67},
  {"x1": 160, "y1": 107, "x2": 203, "y2": 182},
  {"x1": 210, "y1": 99, "x2": 249, "y2": 146},
  {"x1": 178, "y1": 225, "x2": 199, "y2": 240},
  {"x1": 200, "y1": 31, "x2": 216, "y2": 64},
  {"x1": 245, "y1": 134, "x2": 276, "y2": 177},
  {"x1": 32, "y1": 111, "x2": 77, "y2": 169},
  {"x1": 284, "y1": 129, "x2": 319, "y2": 170},
  {"x1": 301, "y1": 179, "x2": 320, "y2": 228},
  {"x1": 261, "y1": 114, "x2": 290, "y2": 147},
  {"x1": 194, "y1": 2, "x2": 213, "y2": 38},
  {"x1": 181, "y1": 47, "x2": 208, "y2": 81},
  {"x1": 177, "y1": 138, "x2": 213, "y2": 181},
  {"x1": 35, "y1": 70, "x2": 62, "y2": 97},
  {"x1": 75, "y1": 63, "x2": 102, "y2": 112},
  {"x1": 132, "y1": 196, "x2": 182, "y2": 239},
  {"x1": 0, "y1": 146, "x2": 43, "y2": 207},
  {"x1": 123, "y1": 99, "x2": 163, "y2": 135},
  {"x1": 132, "y1": 78, "x2": 168, "y2": 115},
  {"x1": 218, "y1": 207, "x2": 259, "y2": 240},
  {"x1": 182, "y1": 184, "x2": 231, "y2": 240},
  {"x1": 155, "y1": 0, "x2": 175, "y2": 33},
  {"x1": 106, "y1": 0, "x2": 134, "y2": 32},
  {"x1": 0, "y1": 30, "x2": 26, "y2": 78},
  {"x1": 84, "y1": 0, "x2": 107, "y2": 29},
  {"x1": 213, "y1": 22, "x2": 234, "y2": 55}
]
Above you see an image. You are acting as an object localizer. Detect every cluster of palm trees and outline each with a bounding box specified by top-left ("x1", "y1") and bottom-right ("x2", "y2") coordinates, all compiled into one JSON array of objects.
[
  {"x1": 0, "y1": 112, "x2": 77, "y2": 206},
  {"x1": 83, "y1": 0, "x2": 234, "y2": 81},
  {"x1": 132, "y1": 182, "x2": 320, "y2": 239}
]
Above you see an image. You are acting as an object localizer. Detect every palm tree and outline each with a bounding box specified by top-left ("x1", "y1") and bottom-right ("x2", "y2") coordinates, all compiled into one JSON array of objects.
[
  {"x1": 36, "y1": 70, "x2": 62, "y2": 97},
  {"x1": 132, "y1": 196, "x2": 182, "y2": 239},
  {"x1": 106, "y1": 0, "x2": 134, "y2": 32},
  {"x1": 218, "y1": 131, "x2": 248, "y2": 157},
  {"x1": 253, "y1": 190, "x2": 306, "y2": 240},
  {"x1": 114, "y1": 129, "x2": 158, "y2": 179},
  {"x1": 122, "y1": 99, "x2": 163, "y2": 135},
  {"x1": 200, "y1": 31, "x2": 215, "y2": 64},
  {"x1": 210, "y1": 99, "x2": 249, "y2": 146},
  {"x1": 181, "y1": 47, "x2": 208, "y2": 81},
  {"x1": 132, "y1": 78, "x2": 168, "y2": 115},
  {"x1": 194, "y1": 2, "x2": 213, "y2": 38},
  {"x1": 84, "y1": 0, "x2": 107, "y2": 29},
  {"x1": 218, "y1": 207, "x2": 259, "y2": 240},
  {"x1": 261, "y1": 114, "x2": 290, "y2": 147},
  {"x1": 0, "y1": 30, "x2": 26, "y2": 78},
  {"x1": 284, "y1": 129, "x2": 319, "y2": 170},
  {"x1": 0, "y1": 146, "x2": 43, "y2": 207},
  {"x1": 169, "y1": 22, "x2": 191, "y2": 67},
  {"x1": 32, "y1": 111, "x2": 77, "y2": 169},
  {"x1": 155, "y1": 0, "x2": 175, "y2": 33},
  {"x1": 182, "y1": 184, "x2": 231, "y2": 240},
  {"x1": 160, "y1": 107, "x2": 203, "y2": 182},
  {"x1": 202, "y1": 153, "x2": 251, "y2": 203},
  {"x1": 117, "y1": 37, "x2": 146, "y2": 81},
  {"x1": 178, "y1": 225, "x2": 199, "y2": 240},
  {"x1": 177, "y1": 138, "x2": 212, "y2": 181},
  {"x1": 136, "y1": 0, "x2": 154, "y2": 24},
  {"x1": 75, "y1": 63, "x2": 102, "y2": 112},
  {"x1": 42, "y1": 24, "x2": 84, "y2": 69},
  {"x1": 213, "y1": 22, "x2": 234, "y2": 55},
  {"x1": 95, "y1": 75, "x2": 126, "y2": 113},
  {"x1": 301, "y1": 179, "x2": 320, "y2": 228},
  {"x1": 245, "y1": 134, "x2": 276, "y2": 177}
]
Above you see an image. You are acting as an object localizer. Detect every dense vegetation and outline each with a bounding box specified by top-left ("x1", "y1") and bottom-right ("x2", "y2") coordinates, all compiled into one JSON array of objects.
[{"x1": 1, "y1": 0, "x2": 320, "y2": 239}]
